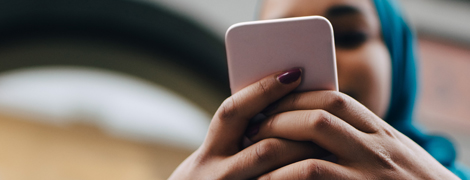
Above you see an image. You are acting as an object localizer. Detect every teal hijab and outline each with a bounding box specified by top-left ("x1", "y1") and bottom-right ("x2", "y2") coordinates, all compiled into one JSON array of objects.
[{"x1": 373, "y1": 0, "x2": 469, "y2": 178}]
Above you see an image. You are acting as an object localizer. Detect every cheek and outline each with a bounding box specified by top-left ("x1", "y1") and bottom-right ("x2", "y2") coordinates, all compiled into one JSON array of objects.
[{"x1": 336, "y1": 40, "x2": 391, "y2": 118}]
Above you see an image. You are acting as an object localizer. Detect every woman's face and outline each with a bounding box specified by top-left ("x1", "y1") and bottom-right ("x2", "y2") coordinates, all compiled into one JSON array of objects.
[{"x1": 261, "y1": 0, "x2": 392, "y2": 118}]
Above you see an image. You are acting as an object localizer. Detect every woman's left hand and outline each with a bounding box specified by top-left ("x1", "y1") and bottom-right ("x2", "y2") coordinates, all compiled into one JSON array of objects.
[{"x1": 249, "y1": 91, "x2": 459, "y2": 180}]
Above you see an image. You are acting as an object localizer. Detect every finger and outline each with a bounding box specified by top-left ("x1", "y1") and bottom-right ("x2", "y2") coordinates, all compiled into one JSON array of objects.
[
  {"x1": 225, "y1": 138, "x2": 328, "y2": 179},
  {"x1": 250, "y1": 110, "x2": 364, "y2": 158},
  {"x1": 257, "y1": 159, "x2": 357, "y2": 180},
  {"x1": 205, "y1": 68, "x2": 302, "y2": 155},
  {"x1": 264, "y1": 91, "x2": 380, "y2": 133}
]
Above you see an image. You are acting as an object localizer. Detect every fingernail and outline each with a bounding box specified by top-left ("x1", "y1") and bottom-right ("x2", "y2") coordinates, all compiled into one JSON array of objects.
[
  {"x1": 245, "y1": 124, "x2": 260, "y2": 138},
  {"x1": 277, "y1": 68, "x2": 302, "y2": 84}
]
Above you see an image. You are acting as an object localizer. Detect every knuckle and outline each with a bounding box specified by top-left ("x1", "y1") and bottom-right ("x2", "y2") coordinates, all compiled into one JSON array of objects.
[
  {"x1": 256, "y1": 80, "x2": 271, "y2": 97},
  {"x1": 193, "y1": 150, "x2": 210, "y2": 166},
  {"x1": 223, "y1": 156, "x2": 253, "y2": 179},
  {"x1": 288, "y1": 93, "x2": 301, "y2": 107},
  {"x1": 218, "y1": 97, "x2": 238, "y2": 120},
  {"x1": 265, "y1": 114, "x2": 279, "y2": 130},
  {"x1": 259, "y1": 174, "x2": 272, "y2": 180},
  {"x1": 365, "y1": 145, "x2": 396, "y2": 170},
  {"x1": 375, "y1": 149, "x2": 395, "y2": 170},
  {"x1": 380, "y1": 127, "x2": 398, "y2": 139},
  {"x1": 253, "y1": 139, "x2": 282, "y2": 164},
  {"x1": 307, "y1": 110, "x2": 334, "y2": 130},
  {"x1": 301, "y1": 160, "x2": 322, "y2": 179},
  {"x1": 326, "y1": 91, "x2": 350, "y2": 110},
  {"x1": 192, "y1": 147, "x2": 220, "y2": 168}
]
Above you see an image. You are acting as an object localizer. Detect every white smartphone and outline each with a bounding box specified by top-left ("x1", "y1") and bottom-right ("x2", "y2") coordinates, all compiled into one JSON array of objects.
[{"x1": 225, "y1": 16, "x2": 338, "y2": 94}]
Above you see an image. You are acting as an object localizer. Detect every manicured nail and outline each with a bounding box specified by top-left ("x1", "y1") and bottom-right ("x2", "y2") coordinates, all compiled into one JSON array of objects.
[
  {"x1": 277, "y1": 68, "x2": 302, "y2": 84},
  {"x1": 245, "y1": 124, "x2": 260, "y2": 138}
]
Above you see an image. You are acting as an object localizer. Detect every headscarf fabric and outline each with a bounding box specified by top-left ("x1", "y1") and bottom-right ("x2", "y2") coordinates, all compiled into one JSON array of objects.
[{"x1": 373, "y1": 0, "x2": 469, "y2": 178}]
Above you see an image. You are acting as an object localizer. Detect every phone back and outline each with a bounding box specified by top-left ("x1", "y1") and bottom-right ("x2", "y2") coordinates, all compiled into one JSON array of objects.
[{"x1": 225, "y1": 16, "x2": 338, "y2": 94}]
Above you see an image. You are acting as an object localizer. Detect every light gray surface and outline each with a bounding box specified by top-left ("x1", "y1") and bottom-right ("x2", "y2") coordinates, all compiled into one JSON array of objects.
[
  {"x1": 399, "y1": 0, "x2": 470, "y2": 46},
  {"x1": 151, "y1": 0, "x2": 259, "y2": 38},
  {"x1": 151, "y1": 0, "x2": 470, "y2": 45}
]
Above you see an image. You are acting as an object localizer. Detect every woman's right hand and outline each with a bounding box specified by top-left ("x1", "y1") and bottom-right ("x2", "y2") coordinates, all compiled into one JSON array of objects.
[{"x1": 169, "y1": 69, "x2": 326, "y2": 179}]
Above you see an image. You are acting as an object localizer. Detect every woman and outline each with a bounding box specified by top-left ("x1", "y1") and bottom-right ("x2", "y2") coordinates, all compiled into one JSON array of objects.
[{"x1": 170, "y1": 0, "x2": 469, "y2": 179}]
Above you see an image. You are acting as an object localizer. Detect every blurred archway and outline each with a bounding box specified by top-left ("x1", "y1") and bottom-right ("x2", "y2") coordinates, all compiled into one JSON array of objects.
[{"x1": 0, "y1": 0, "x2": 230, "y2": 179}]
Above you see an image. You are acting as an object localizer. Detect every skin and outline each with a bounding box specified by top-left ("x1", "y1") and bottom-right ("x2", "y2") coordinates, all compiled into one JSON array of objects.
[
  {"x1": 260, "y1": 0, "x2": 391, "y2": 118},
  {"x1": 170, "y1": 70, "x2": 326, "y2": 179},
  {"x1": 170, "y1": 0, "x2": 460, "y2": 179}
]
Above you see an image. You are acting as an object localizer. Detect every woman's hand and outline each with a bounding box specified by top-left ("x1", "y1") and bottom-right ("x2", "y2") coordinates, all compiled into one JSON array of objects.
[
  {"x1": 249, "y1": 91, "x2": 460, "y2": 180},
  {"x1": 169, "y1": 69, "x2": 326, "y2": 180}
]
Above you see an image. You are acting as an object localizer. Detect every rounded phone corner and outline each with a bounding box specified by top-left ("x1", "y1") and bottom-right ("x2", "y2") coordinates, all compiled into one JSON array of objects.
[
  {"x1": 225, "y1": 22, "x2": 248, "y2": 43},
  {"x1": 226, "y1": 15, "x2": 338, "y2": 94}
]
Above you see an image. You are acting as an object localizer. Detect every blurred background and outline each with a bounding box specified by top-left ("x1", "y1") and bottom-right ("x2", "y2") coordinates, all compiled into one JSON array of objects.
[{"x1": 0, "y1": 0, "x2": 468, "y2": 179}]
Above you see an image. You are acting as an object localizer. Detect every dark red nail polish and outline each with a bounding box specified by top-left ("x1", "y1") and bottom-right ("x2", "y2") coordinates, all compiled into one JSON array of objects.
[
  {"x1": 277, "y1": 68, "x2": 301, "y2": 84},
  {"x1": 245, "y1": 124, "x2": 260, "y2": 138}
]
